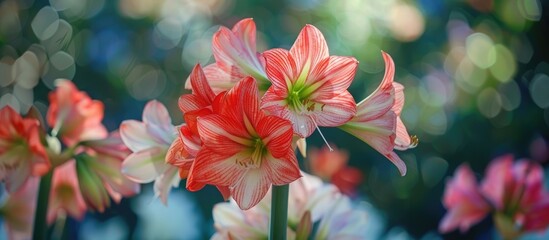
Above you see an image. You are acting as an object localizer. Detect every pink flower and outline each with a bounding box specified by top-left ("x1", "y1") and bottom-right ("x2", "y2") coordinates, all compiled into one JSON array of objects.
[
  {"x1": 120, "y1": 100, "x2": 181, "y2": 205},
  {"x1": 480, "y1": 155, "x2": 549, "y2": 232},
  {"x1": 439, "y1": 164, "x2": 491, "y2": 233},
  {"x1": 261, "y1": 24, "x2": 358, "y2": 137},
  {"x1": 0, "y1": 177, "x2": 38, "y2": 240},
  {"x1": 185, "y1": 18, "x2": 268, "y2": 93},
  {"x1": 46, "y1": 79, "x2": 107, "y2": 145},
  {"x1": 339, "y1": 52, "x2": 416, "y2": 176},
  {"x1": 82, "y1": 132, "x2": 140, "y2": 207},
  {"x1": 187, "y1": 77, "x2": 301, "y2": 210},
  {"x1": 0, "y1": 106, "x2": 50, "y2": 192}
]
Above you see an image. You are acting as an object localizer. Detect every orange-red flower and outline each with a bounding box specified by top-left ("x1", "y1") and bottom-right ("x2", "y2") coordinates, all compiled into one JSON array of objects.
[
  {"x1": 339, "y1": 52, "x2": 415, "y2": 176},
  {"x1": 187, "y1": 77, "x2": 301, "y2": 210},
  {"x1": 0, "y1": 106, "x2": 50, "y2": 192},
  {"x1": 309, "y1": 145, "x2": 363, "y2": 196},
  {"x1": 260, "y1": 25, "x2": 358, "y2": 138},
  {"x1": 46, "y1": 79, "x2": 107, "y2": 145}
]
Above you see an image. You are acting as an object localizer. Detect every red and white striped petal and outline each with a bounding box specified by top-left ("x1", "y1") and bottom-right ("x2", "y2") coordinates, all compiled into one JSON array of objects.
[
  {"x1": 188, "y1": 63, "x2": 240, "y2": 93},
  {"x1": 290, "y1": 25, "x2": 329, "y2": 71},
  {"x1": 392, "y1": 82, "x2": 404, "y2": 115},
  {"x1": 189, "y1": 64, "x2": 216, "y2": 103},
  {"x1": 212, "y1": 19, "x2": 266, "y2": 80},
  {"x1": 188, "y1": 148, "x2": 247, "y2": 188},
  {"x1": 341, "y1": 110, "x2": 396, "y2": 155},
  {"x1": 197, "y1": 114, "x2": 250, "y2": 154},
  {"x1": 232, "y1": 167, "x2": 270, "y2": 210},
  {"x1": 257, "y1": 116, "x2": 293, "y2": 158},
  {"x1": 308, "y1": 56, "x2": 358, "y2": 99},
  {"x1": 313, "y1": 91, "x2": 356, "y2": 127},
  {"x1": 178, "y1": 94, "x2": 209, "y2": 114},
  {"x1": 121, "y1": 147, "x2": 169, "y2": 183},
  {"x1": 386, "y1": 151, "x2": 407, "y2": 176},
  {"x1": 264, "y1": 48, "x2": 297, "y2": 91},
  {"x1": 262, "y1": 152, "x2": 301, "y2": 185}
]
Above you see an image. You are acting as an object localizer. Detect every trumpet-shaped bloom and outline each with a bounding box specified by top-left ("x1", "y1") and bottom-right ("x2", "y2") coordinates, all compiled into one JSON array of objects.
[
  {"x1": 480, "y1": 155, "x2": 549, "y2": 232},
  {"x1": 120, "y1": 100, "x2": 180, "y2": 205},
  {"x1": 0, "y1": 106, "x2": 50, "y2": 192},
  {"x1": 0, "y1": 177, "x2": 38, "y2": 240},
  {"x1": 46, "y1": 79, "x2": 107, "y2": 145},
  {"x1": 211, "y1": 173, "x2": 372, "y2": 239},
  {"x1": 261, "y1": 25, "x2": 358, "y2": 137},
  {"x1": 82, "y1": 132, "x2": 140, "y2": 206},
  {"x1": 48, "y1": 160, "x2": 87, "y2": 223},
  {"x1": 339, "y1": 52, "x2": 415, "y2": 176},
  {"x1": 185, "y1": 18, "x2": 268, "y2": 93},
  {"x1": 439, "y1": 164, "x2": 490, "y2": 233},
  {"x1": 187, "y1": 77, "x2": 301, "y2": 210}
]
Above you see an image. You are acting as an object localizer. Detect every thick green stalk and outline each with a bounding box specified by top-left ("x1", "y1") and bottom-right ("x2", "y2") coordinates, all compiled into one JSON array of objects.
[
  {"x1": 33, "y1": 171, "x2": 53, "y2": 240},
  {"x1": 269, "y1": 184, "x2": 289, "y2": 240}
]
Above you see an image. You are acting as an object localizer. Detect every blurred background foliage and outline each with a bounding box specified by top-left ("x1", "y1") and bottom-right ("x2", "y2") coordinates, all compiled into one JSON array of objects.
[{"x1": 1, "y1": 0, "x2": 548, "y2": 239}]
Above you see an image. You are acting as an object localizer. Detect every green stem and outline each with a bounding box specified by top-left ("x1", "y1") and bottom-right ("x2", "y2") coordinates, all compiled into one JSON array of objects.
[
  {"x1": 33, "y1": 171, "x2": 53, "y2": 240},
  {"x1": 269, "y1": 184, "x2": 289, "y2": 240}
]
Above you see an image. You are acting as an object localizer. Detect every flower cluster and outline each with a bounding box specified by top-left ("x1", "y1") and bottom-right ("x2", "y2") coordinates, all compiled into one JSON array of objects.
[
  {"x1": 211, "y1": 173, "x2": 370, "y2": 239},
  {"x1": 0, "y1": 80, "x2": 139, "y2": 237},
  {"x1": 164, "y1": 18, "x2": 416, "y2": 210},
  {"x1": 440, "y1": 155, "x2": 549, "y2": 238}
]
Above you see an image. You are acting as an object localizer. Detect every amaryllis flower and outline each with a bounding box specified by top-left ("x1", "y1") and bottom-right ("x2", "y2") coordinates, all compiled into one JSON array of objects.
[
  {"x1": 339, "y1": 52, "x2": 415, "y2": 176},
  {"x1": 0, "y1": 177, "x2": 38, "y2": 240},
  {"x1": 75, "y1": 132, "x2": 139, "y2": 212},
  {"x1": 261, "y1": 24, "x2": 358, "y2": 137},
  {"x1": 48, "y1": 160, "x2": 87, "y2": 223},
  {"x1": 46, "y1": 79, "x2": 107, "y2": 145},
  {"x1": 0, "y1": 106, "x2": 50, "y2": 192},
  {"x1": 176, "y1": 64, "x2": 232, "y2": 199},
  {"x1": 308, "y1": 145, "x2": 363, "y2": 196},
  {"x1": 120, "y1": 100, "x2": 180, "y2": 205},
  {"x1": 185, "y1": 18, "x2": 268, "y2": 93},
  {"x1": 187, "y1": 77, "x2": 301, "y2": 210},
  {"x1": 480, "y1": 155, "x2": 549, "y2": 233},
  {"x1": 439, "y1": 164, "x2": 491, "y2": 233},
  {"x1": 211, "y1": 173, "x2": 371, "y2": 239}
]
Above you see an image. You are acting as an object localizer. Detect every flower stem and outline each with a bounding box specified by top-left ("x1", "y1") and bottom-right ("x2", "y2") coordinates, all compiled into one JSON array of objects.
[
  {"x1": 269, "y1": 184, "x2": 289, "y2": 240},
  {"x1": 33, "y1": 171, "x2": 53, "y2": 240}
]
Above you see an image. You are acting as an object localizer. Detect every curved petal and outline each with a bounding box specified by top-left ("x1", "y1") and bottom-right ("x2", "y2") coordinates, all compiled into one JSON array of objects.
[
  {"x1": 189, "y1": 64, "x2": 216, "y2": 103},
  {"x1": 264, "y1": 48, "x2": 297, "y2": 90},
  {"x1": 120, "y1": 120, "x2": 160, "y2": 152},
  {"x1": 197, "y1": 114, "x2": 250, "y2": 154},
  {"x1": 257, "y1": 115, "x2": 293, "y2": 158},
  {"x1": 187, "y1": 147, "x2": 247, "y2": 189},
  {"x1": 313, "y1": 91, "x2": 356, "y2": 127},
  {"x1": 143, "y1": 100, "x2": 172, "y2": 127},
  {"x1": 187, "y1": 63, "x2": 240, "y2": 93},
  {"x1": 154, "y1": 166, "x2": 180, "y2": 205},
  {"x1": 289, "y1": 25, "x2": 329, "y2": 72},
  {"x1": 262, "y1": 152, "x2": 301, "y2": 185},
  {"x1": 232, "y1": 168, "x2": 270, "y2": 210},
  {"x1": 121, "y1": 147, "x2": 169, "y2": 183},
  {"x1": 308, "y1": 56, "x2": 358, "y2": 99}
]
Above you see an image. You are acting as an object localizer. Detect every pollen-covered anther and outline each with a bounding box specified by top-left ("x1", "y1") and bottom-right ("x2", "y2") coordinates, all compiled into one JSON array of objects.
[{"x1": 410, "y1": 135, "x2": 419, "y2": 148}]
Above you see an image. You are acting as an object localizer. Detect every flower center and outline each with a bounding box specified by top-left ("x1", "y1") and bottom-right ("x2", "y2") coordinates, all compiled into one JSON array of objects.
[{"x1": 236, "y1": 138, "x2": 267, "y2": 169}]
